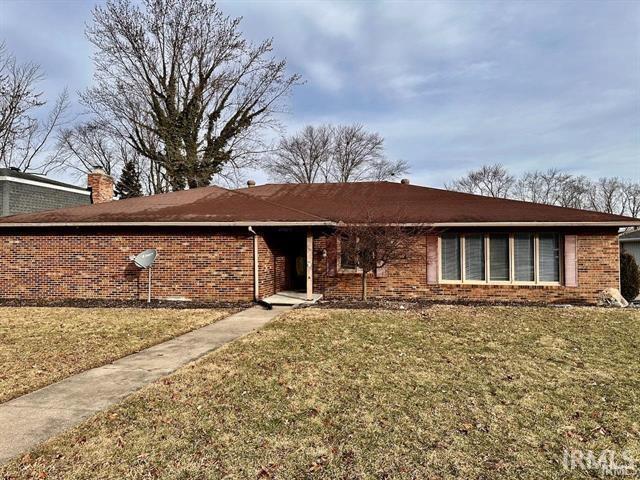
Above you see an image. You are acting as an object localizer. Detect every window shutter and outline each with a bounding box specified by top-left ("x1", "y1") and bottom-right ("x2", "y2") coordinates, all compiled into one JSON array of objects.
[
  {"x1": 564, "y1": 235, "x2": 578, "y2": 287},
  {"x1": 514, "y1": 233, "x2": 535, "y2": 282},
  {"x1": 326, "y1": 235, "x2": 337, "y2": 277},
  {"x1": 375, "y1": 261, "x2": 387, "y2": 278},
  {"x1": 426, "y1": 234, "x2": 438, "y2": 284},
  {"x1": 464, "y1": 234, "x2": 485, "y2": 281}
]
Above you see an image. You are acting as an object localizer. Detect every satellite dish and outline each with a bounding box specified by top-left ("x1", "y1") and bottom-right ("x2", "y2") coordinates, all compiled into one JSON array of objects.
[
  {"x1": 133, "y1": 249, "x2": 158, "y2": 303},
  {"x1": 134, "y1": 249, "x2": 157, "y2": 269}
]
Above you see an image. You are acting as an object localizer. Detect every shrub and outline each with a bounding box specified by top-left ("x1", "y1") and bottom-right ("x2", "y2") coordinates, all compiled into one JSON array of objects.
[{"x1": 620, "y1": 251, "x2": 640, "y2": 302}]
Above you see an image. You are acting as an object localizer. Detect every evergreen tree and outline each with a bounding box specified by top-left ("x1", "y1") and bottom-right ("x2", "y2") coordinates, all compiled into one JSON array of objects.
[{"x1": 115, "y1": 160, "x2": 143, "y2": 199}]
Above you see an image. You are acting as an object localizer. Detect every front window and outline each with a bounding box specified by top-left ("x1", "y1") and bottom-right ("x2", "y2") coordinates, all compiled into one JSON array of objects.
[
  {"x1": 514, "y1": 233, "x2": 535, "y2": 282},
  {"x1": 440, "y1": 233, "x2": 562, "y2": 285},
  {"x1": 539, "y1": 233, "x2": 561, "y2": 282},
  {"x1": 489, "y1": 234, "x2": 510, "y2": 281},
  {"x1": 441, "y1": 234, "x2": 461, "y2": 280},
  {"x1": 339, "y1": 236, "x2": 359, "y2": 270},
  {"x1": 464, "y1": 234, "x2": 485, "y2": 281}
]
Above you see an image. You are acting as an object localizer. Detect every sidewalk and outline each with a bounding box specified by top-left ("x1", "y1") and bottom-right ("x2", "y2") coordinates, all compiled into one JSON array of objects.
[{"x1": 0, "y1": 305, "x2": 290, "y2": 464}]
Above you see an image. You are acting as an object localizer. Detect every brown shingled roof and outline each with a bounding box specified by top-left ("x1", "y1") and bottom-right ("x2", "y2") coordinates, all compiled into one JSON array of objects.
[
  {"x1": 238, "y1": 182, "x2": 639, "y2": 225},
  {"x1": 0, "y1": 181, "x2": 638, "y2": 227},
  {"x1": 0, "y1": 184, "x2": 329, "y2": 225}
]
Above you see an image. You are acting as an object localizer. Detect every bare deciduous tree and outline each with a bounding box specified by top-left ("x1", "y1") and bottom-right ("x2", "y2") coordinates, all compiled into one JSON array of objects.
[
  {"x1": 368, "y1": 157, "x2": 410, "y2": 182},
  {"x1": 622, "y1": 181, "x2": 640, "y2": 219},
  {"x1": 52, "y1": 120, "x2": 169, "y2": 195},
  {"x1": 54, "y1": 121, "x2": 121, "y2": 177},
  {"x1": 336, "y1": 220, "x2": 425, "y2": 301},
  {"x1": 514, "y1": 169, "x2": 572, "y2": 205},
  {"x1": 329, "y1": 124, "x2": 385, "y2": 182},
  {"x1": 265, "y1": 123, "x2": 408, "y2": 183},
  {"x1": 554, "y1": 175, "x2": 591, "y2": 209},
  {"x1": 448, "y1": 163, "x2": 639, "y2": 218},
  {"x1": 446, "y1": 163, "x2": 515, "y2": 198},
  {"x1": 586, "y1": 177, "x2": 626, "y2": 215},
  {"x1": 0, "y1": 42, "x2": 70, "y2": 172},
  {"x1": 267, "y1": 125, "x2": 332, "y2": 183},
  {"x1": 82, "y1": 0, "x2": 301, "y2": 191}
]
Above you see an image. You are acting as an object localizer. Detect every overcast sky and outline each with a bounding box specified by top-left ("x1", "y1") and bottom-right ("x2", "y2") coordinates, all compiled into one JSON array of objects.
[{"x1": 1, "y1": 0, "x2": 638, "y2": 187}]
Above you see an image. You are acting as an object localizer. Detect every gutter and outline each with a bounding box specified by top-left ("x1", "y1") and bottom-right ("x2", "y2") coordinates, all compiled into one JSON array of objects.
[
  {"x1": 0, "y1": 176, "x2": 91, "y2": 195},
  {"x1": 333, "y1": 221, "x2": 640, "y2": 228},
  {"x1": 0, "y1": 221, "x2": 337, "y2": 228},
  {"x1": 0, "y1": 220, "x2": 638, "y2": 228},
  {"x1": 429, "y1": 221, "x2": 640, "y2": 227}
]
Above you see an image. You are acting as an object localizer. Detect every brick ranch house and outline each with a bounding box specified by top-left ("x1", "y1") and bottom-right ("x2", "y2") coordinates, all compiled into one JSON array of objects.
[{"x1": 0, "y1": 169, "x2": 638, "y2": 305}]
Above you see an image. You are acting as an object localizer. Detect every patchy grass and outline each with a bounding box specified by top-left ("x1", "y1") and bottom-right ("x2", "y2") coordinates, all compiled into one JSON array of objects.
[
  {"x1": 0, "y1": 307, "x2": 231, "y2": 403},
  {"x1": 2, "y1": 306, "x2": 639, "y2": 479}
]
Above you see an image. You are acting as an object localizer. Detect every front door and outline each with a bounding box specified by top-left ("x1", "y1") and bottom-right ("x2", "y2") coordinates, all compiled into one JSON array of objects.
[{"x1": 290, "y1": 247, "x2": 307, "y2": 291}]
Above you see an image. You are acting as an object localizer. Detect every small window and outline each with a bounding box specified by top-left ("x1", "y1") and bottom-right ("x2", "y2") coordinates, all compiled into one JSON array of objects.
[
  {"x1": 441, "y1": 234, "x2": 461, "y2": 280},
  {"x1": 339, "y1": 236, "x2": 358, "y2": 270},
  {"x1": 539, "y1": 233, "x2": 560, "y2": 282},
  {"x1": 464, "y1": 234, "x2": 485, "y2": 281},
  {"x1": 489, "y1": 234, "x2": 510, "y2": 281},
  {"x1": 514, "y1": 233, "x2": 535, "y2": 282}
]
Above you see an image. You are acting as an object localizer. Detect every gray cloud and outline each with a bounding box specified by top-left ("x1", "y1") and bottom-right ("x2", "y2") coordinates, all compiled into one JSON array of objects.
[{"x1": 2, "y1": 0, "x2": 638, "y2": 187}]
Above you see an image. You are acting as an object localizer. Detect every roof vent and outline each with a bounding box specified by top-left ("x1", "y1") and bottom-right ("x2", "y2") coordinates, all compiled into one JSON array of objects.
[
  {"x1": 247, "y1": 179, "x2": 256, "y2": 188},
  {"x1": 400, "y1": 178, "x2": 410, "y2": 185}
]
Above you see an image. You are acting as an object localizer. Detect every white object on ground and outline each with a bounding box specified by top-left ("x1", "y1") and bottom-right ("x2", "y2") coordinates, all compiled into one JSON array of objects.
[{"x1": 597, "y1": 288, "x2": 629, "y2": 308}]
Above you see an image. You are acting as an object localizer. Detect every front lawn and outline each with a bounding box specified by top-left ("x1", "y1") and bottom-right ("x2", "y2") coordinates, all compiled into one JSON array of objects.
[
  {"x1": 0, "y1": 307, "x2": 231, "y2": 403},
  {"x1": 2, "y1": 306, "x2": 639, "y2": 479}
]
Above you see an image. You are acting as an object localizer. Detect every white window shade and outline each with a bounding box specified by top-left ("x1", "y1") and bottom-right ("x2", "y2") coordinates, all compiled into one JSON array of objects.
[
  {"x1": 489, "y1": 234, "x2": 510, "y2": 281},
  {"x1": 539, "y1": 233, "x2": 560, "y2": 282},
  {"x1": 464, "y1": 234, "x2": 485, "y2": 281},
  {"x1": 514, "y1": 233, "x2": 535, "y2": 282},
  {"x1": 441, "y1": 234, "x2": 461, "y2": 280},
  {"x1": 439, "y1": 232, "x2": 563, "y2": 285}
]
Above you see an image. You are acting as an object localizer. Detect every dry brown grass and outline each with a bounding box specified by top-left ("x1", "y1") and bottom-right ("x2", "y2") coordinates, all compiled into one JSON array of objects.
[
  {"x1": 2, "y1": 306, "x2": 639, "y2": 479},
  {"x1": 0, "y1": 307, "x2": 230, "y2": 403}
]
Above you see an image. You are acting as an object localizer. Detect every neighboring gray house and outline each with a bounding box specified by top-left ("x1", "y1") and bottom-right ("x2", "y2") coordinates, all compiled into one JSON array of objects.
[
  {"x1": 620, "y1": 229, "x2": 640, "y2": 266},
  {"x1": 0, "y1": 168, "x2": 91, "y2": 217}
]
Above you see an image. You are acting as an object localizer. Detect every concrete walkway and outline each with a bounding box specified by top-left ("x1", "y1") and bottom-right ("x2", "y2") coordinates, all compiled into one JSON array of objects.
[
  {"x1": 263, "y1": 290, "x2": 323, "y2": 306},
  {"x1": 0, "y1": 305, "x2": 290, "y2": 464}
]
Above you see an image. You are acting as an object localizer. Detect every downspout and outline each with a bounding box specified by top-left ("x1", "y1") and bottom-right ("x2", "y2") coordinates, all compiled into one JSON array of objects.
[{"x1": 248, "y1": 226, "x2": 259, "y2": 301}]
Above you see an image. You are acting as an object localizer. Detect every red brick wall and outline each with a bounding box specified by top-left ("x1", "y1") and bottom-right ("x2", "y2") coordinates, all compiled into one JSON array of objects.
[
  {"x1": 87, "y1": 171, "x2": 114, "y2": 204},
  {"x1": 257, "y1": 234, "x2": 275, "y2": 298},
  {"x1": 0, "y1": 228, "x2": 254, "y2": 301},
  {"x1": 0, "y1": 227, "x2": 621, "y2": 305},
  {"x1": 312, "y1": 229, "x2": 621, "y2": 305}
]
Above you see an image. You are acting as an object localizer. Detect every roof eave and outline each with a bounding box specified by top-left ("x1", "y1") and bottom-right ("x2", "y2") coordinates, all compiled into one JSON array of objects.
[
  {"x1": 334, "y1": 221, "x2": 640, "y2": 227},
  {"x1": 0, "y1": 220, "x2": 336, "y2": 228},
  {"x1": 430, "y1": 221, "x2": 640, "y2": 227},
  {"x1": 1, "y1": 220, "x2": 637, "y2": 228}
]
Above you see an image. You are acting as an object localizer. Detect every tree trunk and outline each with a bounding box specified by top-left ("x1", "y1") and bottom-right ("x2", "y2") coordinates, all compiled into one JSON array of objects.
[{"x1": 361, "y1": 271, "x2": 367, "y2": 301}]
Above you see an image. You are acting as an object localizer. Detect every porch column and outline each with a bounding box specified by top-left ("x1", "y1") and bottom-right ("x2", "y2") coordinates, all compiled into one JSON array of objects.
[
  {"x1": 306, "y1": 229, "x2": 313, "y2": 301},
  {"x1": 253, "y1": 234, "x2": 259, "y2": 300}
]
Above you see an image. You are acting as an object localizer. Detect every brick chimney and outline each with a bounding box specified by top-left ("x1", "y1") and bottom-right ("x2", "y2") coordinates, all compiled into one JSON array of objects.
[{"x1": 87, "y1": 167, "x2": 114, "y2": 204}]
